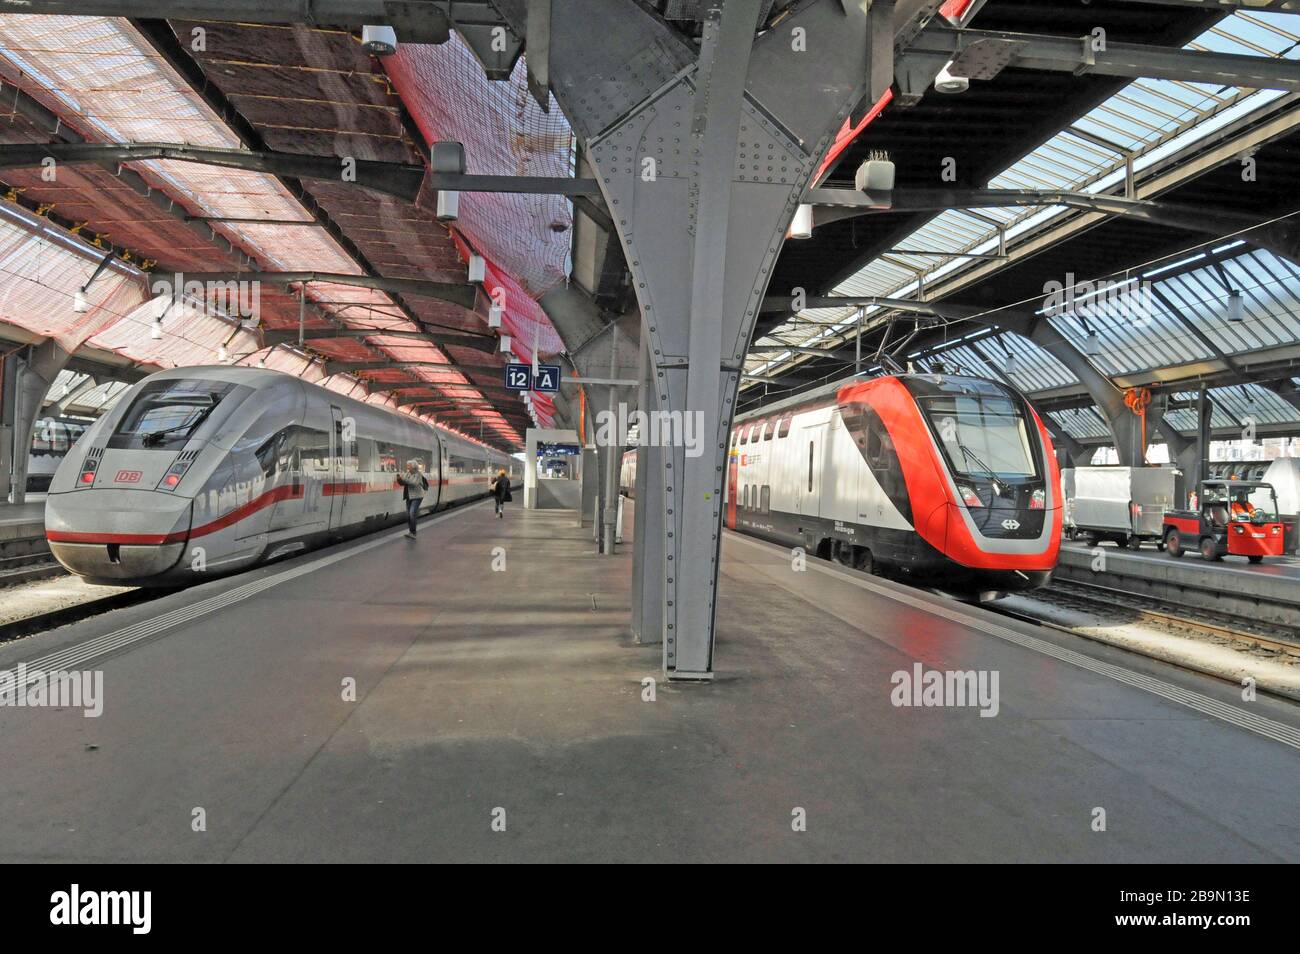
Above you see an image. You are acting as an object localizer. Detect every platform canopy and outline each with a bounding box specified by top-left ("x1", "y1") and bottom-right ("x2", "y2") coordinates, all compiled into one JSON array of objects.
[{"x1": 745, "y1": 1, "x2": 1300, "y2": 455}]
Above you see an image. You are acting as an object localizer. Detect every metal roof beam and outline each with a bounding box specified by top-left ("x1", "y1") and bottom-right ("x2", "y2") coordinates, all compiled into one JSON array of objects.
[
  {"x1": 0, "y1": 0, "x2": 458, "y2": 42},
  {"x1": 906, "y1": 25, "x2": 1300, "y2": 92},
  {"x1": 166, "y1": 271, "x2": 476, "y2": 310},
  {"x1": 0, "y1": 142, "x2": 599, "y2": 199}
]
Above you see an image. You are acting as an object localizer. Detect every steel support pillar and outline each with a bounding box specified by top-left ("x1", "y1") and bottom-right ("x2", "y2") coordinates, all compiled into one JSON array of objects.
[
  {"x1": 630, "y1": 338, "x2": 664, "y2": 645},
  {"x1": 8, "y1": 340, "x2": 70, "y2": 504},
  {"x1": 525, "y1": 0, "x2": 874, "y2": 676}
]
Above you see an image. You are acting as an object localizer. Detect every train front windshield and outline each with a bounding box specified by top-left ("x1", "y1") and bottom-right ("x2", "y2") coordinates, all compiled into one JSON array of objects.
[
  {"x1": 108, "y1": 379, "x2": 239, "y2": 450},
  {"x1": 921, "y1": 393, "x2": 1038, "y2": 480}
]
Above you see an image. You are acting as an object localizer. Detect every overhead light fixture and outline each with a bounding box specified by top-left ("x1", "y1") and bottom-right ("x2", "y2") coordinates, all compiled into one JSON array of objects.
[
  {"x1": 1083, "y1": 330, "x2": 1101, "y2": 356},
  {"x1": 218, "y1": 344, "x2": 229, "y2": 363},
  {"x1": 73, "y1": 290, "x2": 89, "y2": 314},
  {"x1": 788, "y1": 204, "x2": 814, "y2": 240},
  {"x1": 468, "y1": 254, "x2": 486, "y2": 283},
  {"x1": 934, "y1": 61, "x2": 970, "y2": 94},
  {"x1": 499, "y1": 333, "x2": 512, "y2": 353},
  {"x1": 150, "y1": 319, "x2": 163, "y2": 340},
  {"x1": 1228, "y1": 289, "x2": 1244, "y2": 323},
  {"x1": 855, "y1": 155, "x2": 896, "y2": 192},
  {"x1": 1005, "y1": 353, "x2": 1019, "y2": 376},
  {"x1": 436, "y1": 191, "x2": 459, "y2": 222},
  {"x1": 256, "y1": 355, "x2": 266, "y2": 369},
  {"x1": 488, "y1": 302, "x2": 503, "y2": 328},
  {"x1": 361, "y1": 24, "x2": 398, "y2": 56}
]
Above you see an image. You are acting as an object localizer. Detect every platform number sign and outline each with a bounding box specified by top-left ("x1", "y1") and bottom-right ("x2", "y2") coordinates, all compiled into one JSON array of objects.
[
  {"x1": 532, "y1": 364, "x2": 561, "y2": 393},
  {"x1": 504, "y1": 363, "x2": 532, "y2": 392}
]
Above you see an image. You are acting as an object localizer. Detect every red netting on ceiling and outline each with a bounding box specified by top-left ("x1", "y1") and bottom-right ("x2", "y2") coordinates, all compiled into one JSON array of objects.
[
  {"x1": 384, "y1": 35, "x2": 570, "y2": 348},
  {"x1": 0, "y1": 207, "x2": 145, "y2": 351}
]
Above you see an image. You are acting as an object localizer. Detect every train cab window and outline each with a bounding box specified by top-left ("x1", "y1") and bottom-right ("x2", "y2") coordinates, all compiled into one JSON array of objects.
[
  {"x1": 108, "y1": 378, "x2": 240, "y2": 450},
  {"x1": 920, "y1": 393, "x2": 1038, "y2": 479}
]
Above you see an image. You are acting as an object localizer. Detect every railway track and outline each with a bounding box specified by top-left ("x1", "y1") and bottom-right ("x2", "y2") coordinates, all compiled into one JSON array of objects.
[{"x1": 0, "y1": 582, "x2": 156, "y2": 644}]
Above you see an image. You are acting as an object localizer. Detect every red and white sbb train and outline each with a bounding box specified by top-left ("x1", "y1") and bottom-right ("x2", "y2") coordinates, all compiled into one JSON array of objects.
[
  {"x1": 624, "y1": 373, "x2": 1061, "y2": 596},
  {"x1": 45, "y1": 366, "x2": 521, "y2": 586}
]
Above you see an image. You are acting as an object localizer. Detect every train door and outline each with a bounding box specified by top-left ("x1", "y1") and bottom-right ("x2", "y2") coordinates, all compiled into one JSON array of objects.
[
  {"x1": 328, "y1": 406, "x2": 346, "y2": 530},
  {"x1": 430, "y1": 438, "x2": 445, "y2": 511},
  {"x1": 797, "y1": 422, "x2": 826, "y2": 520},
  {"x1": 726, "y1": 435, "x2": 739, "y2": 530}
]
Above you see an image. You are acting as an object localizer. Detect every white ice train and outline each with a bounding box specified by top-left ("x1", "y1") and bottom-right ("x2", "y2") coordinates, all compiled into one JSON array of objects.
[
  {"x1": 623, "y1": 373, "x2": 1062, "y2": 596},
  {"x1": 45, "y1": 366, "x2": 521, "y2": 585}
]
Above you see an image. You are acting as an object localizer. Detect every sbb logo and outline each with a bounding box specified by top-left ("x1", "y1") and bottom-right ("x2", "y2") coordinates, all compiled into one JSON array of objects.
[{"x1": 115, "y1": 470, "x2": 142, "y2": 483}]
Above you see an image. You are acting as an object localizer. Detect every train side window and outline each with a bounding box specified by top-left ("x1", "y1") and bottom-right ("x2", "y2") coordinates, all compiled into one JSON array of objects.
[
  {"x1": 866, "y1": 426, "x2": 882, "y2": 462},
  {"x1": 739, "y1": 428, "x2": 748, "y2": 446},
  {"x1": 761, "y1": 486, "x2": 770, "y2": 513},
  {"x1": 762, "y1": 422, "x2": 773, "y2": 441},
  {"x1": 355, "y1": 438, "x2": 373, "y2": 472},
  {"x1": 778, "y1": 416, "x2": 791, "y2": 438},
  {"x1": 731, "y1": 429, "x2": 739, "y2": 448}
]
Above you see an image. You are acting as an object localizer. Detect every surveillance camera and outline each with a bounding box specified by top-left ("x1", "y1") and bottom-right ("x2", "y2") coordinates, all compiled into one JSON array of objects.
[{"x1": 361, "y1": 25, "x2": 398, "y2": 57}]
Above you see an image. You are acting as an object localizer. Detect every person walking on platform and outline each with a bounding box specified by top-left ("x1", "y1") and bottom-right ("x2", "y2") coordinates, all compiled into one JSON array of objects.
[
  {"x1": 397, "y1": 460, "x2": 428, "y2": 537},
  {"x1": 490, "y1": 468, "x2": 512, "y2": 518}
]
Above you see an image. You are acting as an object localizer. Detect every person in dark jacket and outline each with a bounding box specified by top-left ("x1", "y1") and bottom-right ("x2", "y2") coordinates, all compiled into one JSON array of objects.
[
  {"x1": 397, "y1": 460, "x2": 428, "y2": 537},
  {"x1": 490, "y1": 468, "x2": 512, "y2": 518}
]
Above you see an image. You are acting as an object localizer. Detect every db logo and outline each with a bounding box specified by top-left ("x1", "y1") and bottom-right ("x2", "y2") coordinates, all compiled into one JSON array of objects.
[
  {"x1": 115, "y1": 470, "x2": 142, "y2": 483},
  {"x1": 1001, "y1": 518, "x2": 1021, "y2": 531}
]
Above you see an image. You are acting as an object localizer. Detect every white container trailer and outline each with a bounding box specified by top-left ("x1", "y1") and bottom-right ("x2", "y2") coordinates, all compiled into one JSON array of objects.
[{"x1": 1063, "y1": 466, "x2": 1180, "y2": 549}]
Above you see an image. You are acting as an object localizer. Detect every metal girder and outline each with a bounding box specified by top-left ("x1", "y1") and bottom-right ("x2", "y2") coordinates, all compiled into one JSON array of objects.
[
  {"x1": 906, "y1": 24, "x2": 1300, "y2": 92},
  {"x1": 361, "y1": 379, "x2": 516, "y2": 394},
  {"x1": 807, "y1": 187, "x2": 1281, "y2": 242},
  {"x1": 163, "y1": 271, "x2": 476, "y2": 310},
  {"x1": 1112, "y1": 1, "x2": 1300, "y2": 11},
  {"x1": 524, "y1": 0, "x2": 880, "y2": 678},
  {"x1": 300, "y1": 354, "x2": 506, "y2": 375},
  {"x1": 0, "y1": 143, "x2": 599, "y2": 198},
  {"x1": 0, "y1": 0, "x2": 456, "y2": 42}
]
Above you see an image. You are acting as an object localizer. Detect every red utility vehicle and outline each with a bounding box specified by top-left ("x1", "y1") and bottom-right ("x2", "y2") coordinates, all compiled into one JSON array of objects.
[{"x1": 1162, "y1": 479, "x2": 1285, "y2": 564}]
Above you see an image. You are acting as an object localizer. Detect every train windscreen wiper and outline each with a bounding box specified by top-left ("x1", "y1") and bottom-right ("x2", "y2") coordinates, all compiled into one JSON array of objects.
[
  {"x1": 958, "y1": 443, "x2": 1003, "y2": 497},
  {"x1": 140, "y1": 403, "x2": 217, "y2": 447}
]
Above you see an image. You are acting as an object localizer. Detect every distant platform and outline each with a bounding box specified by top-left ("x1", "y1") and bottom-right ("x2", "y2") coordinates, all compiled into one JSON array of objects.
[
  {"x1": 0, "y1": 501, "x2": 1295, "y2": 862},
  {"x1": 1058, "y1": 540, "x2": 1300, "y2": 627}
]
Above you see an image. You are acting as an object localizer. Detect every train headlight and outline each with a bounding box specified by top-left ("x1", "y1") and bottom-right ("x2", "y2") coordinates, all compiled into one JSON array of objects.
[
  {"x1": 1029, "y1": 489, "x2": 1045, "y2": 510},
  {"x1": 78, "y1": 458, "x2": 99, "y2": 487},
  {"x1": 957, "y1": 484, "x2": 983, "y2": 508},
  {"x1": 1233, "y1": 524, "x2": 1244, "y2": 535},
  {"x1": 157, "y1": 460, "x2": 192, "y2": 491}
]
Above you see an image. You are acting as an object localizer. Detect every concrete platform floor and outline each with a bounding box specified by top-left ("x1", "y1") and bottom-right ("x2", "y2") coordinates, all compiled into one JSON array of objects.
[{"x1": 0, "y1": 498, "x2": 1296, "y2": 863}]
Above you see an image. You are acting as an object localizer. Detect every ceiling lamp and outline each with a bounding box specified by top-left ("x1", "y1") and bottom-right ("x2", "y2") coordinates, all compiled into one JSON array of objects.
[
  {"x1": 150, "y1": 318, "x2": 163, "y2": 340},
  {"x1": 73, "y1": 290, "x2": 89, "y2": 314},
  {"x1": 1083, "y1": 330, "x2": 1101, "y2": 356},
  {"x1": 934, "y1": 61, "x2": 969, "y2": 94},
  {"x1": 788, "y1": 204, "x2": 814, "y2": 240},
  {"x1": 436, "y1": 191, "x2": 459, "y2": 222},
  {"x1": 468, "y1": 254, "x2": 486, "y2": 283},
  {"x1": 488, "y1": 302, "x2": 503, "y2": 328},
  {"x1": 361, "y1": 25, "x2": 398, "y2": 56},
  {"x1": 1228, "y1": 289, "x2": 1244, "y2": 323},
  {"x1": 217, "y1": 344, "x2": 229, "y2": 363},
  {"x1": 1005, "y1": 352, "x2": 1019, "y2": 376},
  {"x1": 499, "y1": 333, "x2": 512, "y2": 353}
]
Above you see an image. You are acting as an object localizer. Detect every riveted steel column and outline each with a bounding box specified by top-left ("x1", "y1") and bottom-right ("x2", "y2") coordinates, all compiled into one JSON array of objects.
[
  {"x1": 537, "y1": 0, "x2": 874, "y2": 676},
  {"x1": 631, "y1": 337, "x2": 664, "y2": 644}
]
